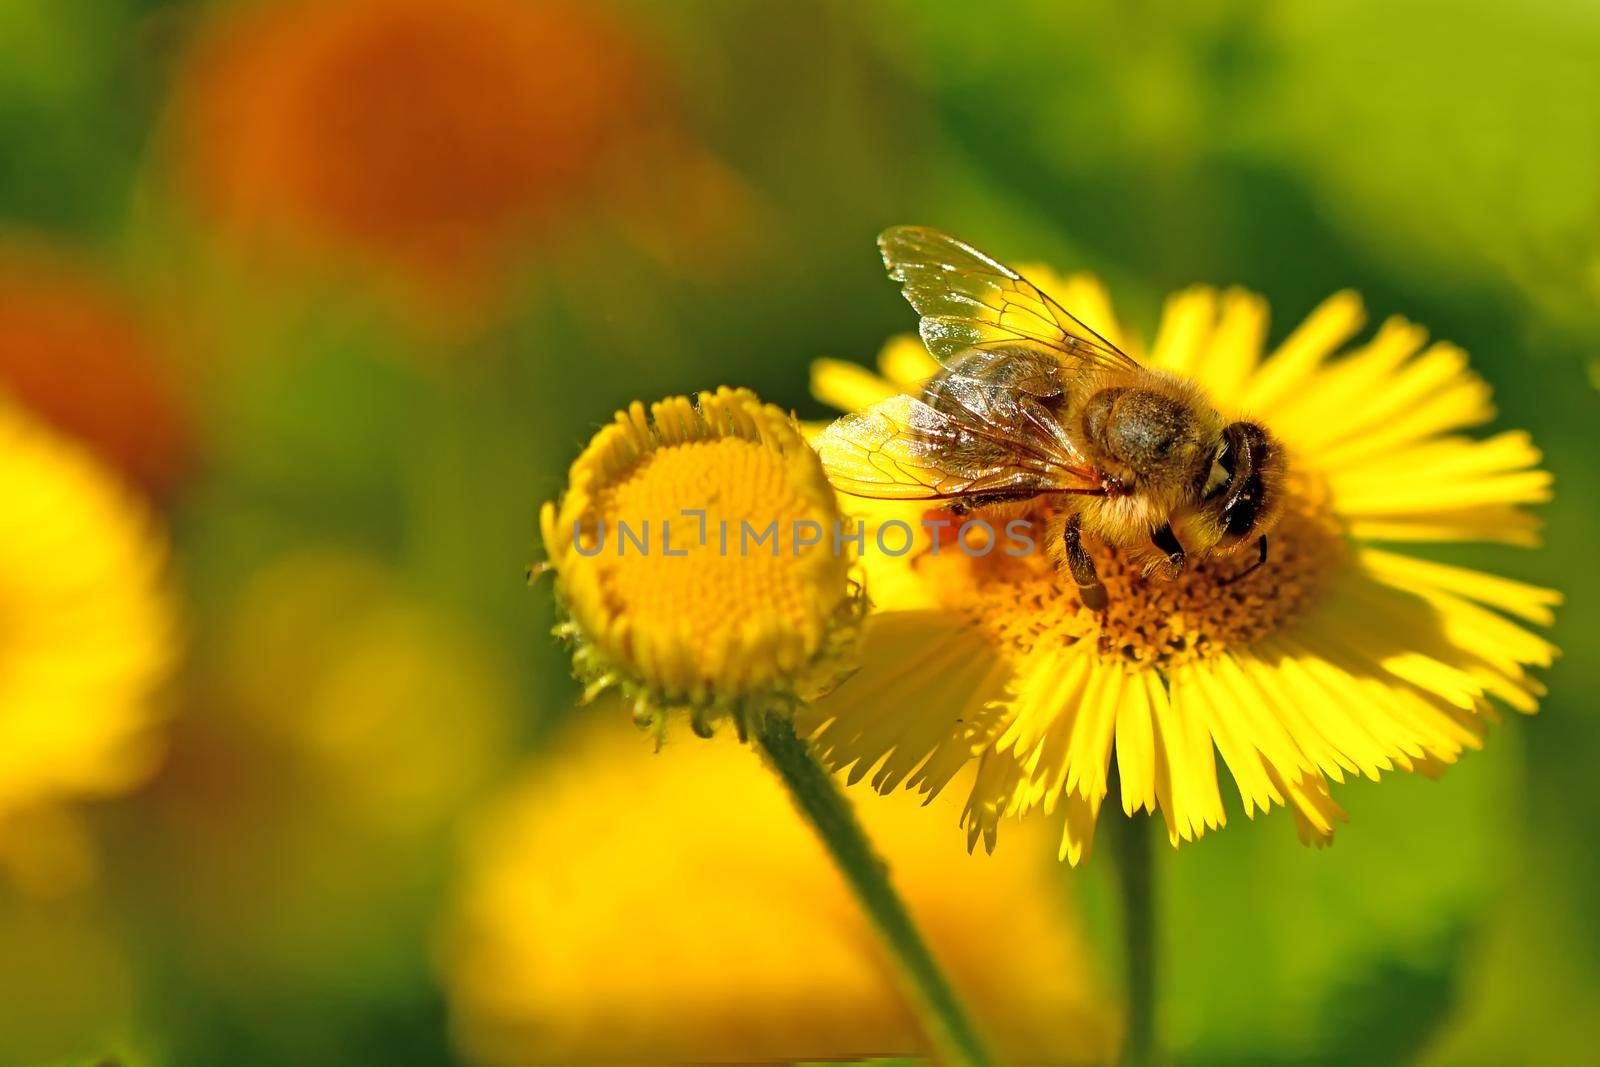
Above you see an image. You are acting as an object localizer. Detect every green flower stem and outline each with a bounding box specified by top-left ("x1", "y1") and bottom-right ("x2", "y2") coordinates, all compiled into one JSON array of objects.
[
  {"x1": 755, "y1": 714, "x2": 993, "y2": 1067},
  {"x1": 1110, "y1": 804, "x2": 1158, "y2": 1067}
]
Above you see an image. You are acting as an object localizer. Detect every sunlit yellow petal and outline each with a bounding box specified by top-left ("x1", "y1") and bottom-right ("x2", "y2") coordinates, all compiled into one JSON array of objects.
[
  {"x1": 1114, "y1": 667, "x2": 1157, "y2": 817},
  {"x1": 1346, "y1": 509, "x2": 1544, "y2": 546},
  {"x1": 877, "y1": 335, "x2": 940, "y2": 391},
  {"x1": 1313, "y1": 343, "x2": 1494, "y2": 466},
  {"x1": 1358, "y1": 546, "x2": 1560, "y2": 625},
  {"x1": 810, "y1": 357, "x2": 899, "y2": 413},
  {"x1": 1009, "y1": 662, "x2": 1093, "y2": 817},
  {"x1": 1063, "y1": 658, "x2": 1121, "y2": 805},
  {"x1": 801, "y1": 611, "x2": 1008, "y2": 799},
  {"x1": 1244, "y1": 289, "x2": 1365, "y2": 412},
  {"x1": 1269, "y1": 316, "x2": 1427, "y2": 448},
  {"x1": 1271, "y1": 768, "x2": 1347, "y2": 846},
  {"x1": 1332, "y1": 430, "x2": 1539, "y2": 495},
  {"x1": 1195, "y1": 287, "x2": 1269, "y2": 402},
  {"x1": 1179, "y1": 660, "x2": 1284, "y2": 819},
  {"x1": 1057, "y1": 789, "x2": 1103, "y2": 867},
  {"x1": 1233, "y1": 649, "x2": 1358, "y2": 783},
  {"x1": 1257, "y1": 638, "x2": 1392, "y2": 779},
  {"x1": 1148, "y1": 286, "x2": 1218, "y2": 378},
  {"x1": 961, "y1": 748, "x2": 1029, "y2": 855},
  {"x1": 1154, "y1": 669, "x2": 1227, "y2": 841}
]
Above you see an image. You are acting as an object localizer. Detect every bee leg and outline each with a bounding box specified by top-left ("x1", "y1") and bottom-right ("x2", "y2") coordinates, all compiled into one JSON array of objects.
[
  {"x1": 1151, "y1": 523, "x2": 1186, "y2": 578},
  {"x1": 1063, "y1": 513, "x2": 1109, "y2": 611}
]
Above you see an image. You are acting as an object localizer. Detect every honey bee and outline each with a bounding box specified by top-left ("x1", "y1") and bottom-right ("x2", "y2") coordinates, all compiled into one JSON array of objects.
[{"x1": 816, "y1": 226, "x2": 1286, "y2": 610}]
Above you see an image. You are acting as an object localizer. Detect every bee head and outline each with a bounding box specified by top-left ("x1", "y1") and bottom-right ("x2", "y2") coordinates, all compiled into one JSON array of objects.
[{"x1": 1198, "y1": 421, "x2": 1286, "y2": 549}]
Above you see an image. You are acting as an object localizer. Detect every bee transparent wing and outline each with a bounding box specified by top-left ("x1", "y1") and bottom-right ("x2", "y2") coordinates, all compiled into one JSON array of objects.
[
  {"x1": 925, "y1": 344, "x2": 1080, "y2": 457},
  {"x1": 816, "y1": 383, "x2": 1100, "y2": 502},
  {"x1": 879, "y1": 225, "x2": 1140, "y2": 376}
]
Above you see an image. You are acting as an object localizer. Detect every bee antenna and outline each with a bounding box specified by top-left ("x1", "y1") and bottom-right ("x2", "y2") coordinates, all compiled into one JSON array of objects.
[{"x1": 1220, "y1": 535, "x2": 1268, "y2": 586}]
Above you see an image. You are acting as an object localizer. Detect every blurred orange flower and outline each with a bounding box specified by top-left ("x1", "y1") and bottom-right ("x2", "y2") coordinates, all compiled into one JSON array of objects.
[
  {"x1": 0, "y1": 247, "x2": 191, "y2": 499},
  {"x1": 173, "y1": 0, "x2": 656, "y2": 309}
]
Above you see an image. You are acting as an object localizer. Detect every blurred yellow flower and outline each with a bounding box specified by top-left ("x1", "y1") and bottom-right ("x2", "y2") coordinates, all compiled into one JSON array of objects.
[
  {"x1": 0, "y1": 396, "x2": 174, "y2": 828},
  {"x1": 442, "y1": 715, "x2": 1115, "y2": 1066},
  {"x1": 804, "y1": 270, "x2": 1557, "y2": 864},
  {"x1": 540, "y1": 388, "x2": 864, "y2": 740}
]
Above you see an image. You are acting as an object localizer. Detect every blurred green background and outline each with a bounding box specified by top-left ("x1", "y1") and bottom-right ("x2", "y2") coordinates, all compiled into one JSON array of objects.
[{"x1": 0, "y1": 0, "x2": 1596, "y2": 1064}]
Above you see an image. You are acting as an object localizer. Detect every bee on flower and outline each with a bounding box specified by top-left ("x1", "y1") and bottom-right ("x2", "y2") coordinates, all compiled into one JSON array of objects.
[{"x1": 803, "y1": 228, "x2": 1557, "y2": 864}]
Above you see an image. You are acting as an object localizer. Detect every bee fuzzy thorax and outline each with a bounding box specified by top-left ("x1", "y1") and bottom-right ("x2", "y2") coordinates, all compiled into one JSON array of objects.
[{"x1": 1075, "y1": 368, "x2": 1222, "y2": 493}]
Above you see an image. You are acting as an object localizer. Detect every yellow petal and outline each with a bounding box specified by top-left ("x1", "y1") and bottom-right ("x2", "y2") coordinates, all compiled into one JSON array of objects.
[
  {"x1": 1358, "y1": 546, "x2": 1560, "y2": 626},
  {"x1": 1313, "y1": 343, "x2": 1493, "y2": 466},
  {"x1": 811, "y1": 358, "x2": 898, "y2": 413},
  {"x1": 1244, "y1": 289, "x2": 1365, "y2": 413},
  {"x1": 1269, "y1": 316, "x2": 1426, "y2": 449},
  {"x1": 1064, "y1": 658, "x2": 1122, "y2": 805},
  {"x1": 876, "y1": 335, "x2": 939, "y2": 391},
  {"x1": 1196, "y1": 287, "x2": 1269, "y2": 403},
  {"x1": 802, "y1": 610, "x2": 1008, "y2": 799},
  {"x1": 1057, "y1": 789, "x2": 1103, "y2": 867},
  {"x1": 1115, "y1": 667, "x2": 1158, "y2": 816},
  {"x1": 1179, "y1": 661, "x2": 1283, "y2": 818},
  {"x1": 1157, "y1": 666, "x2": 1228, "y2": 839},
  {"x1": 1148, "y1": 286, "x2": 1218, "y2": 378}
]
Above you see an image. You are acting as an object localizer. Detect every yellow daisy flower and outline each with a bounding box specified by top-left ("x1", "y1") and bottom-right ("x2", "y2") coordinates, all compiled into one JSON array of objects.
[
  {"x1": 802, "y1": 267, "x2": 1557, "y2": 865},
  {"x1": 539, "y1": 387, "x2": 865, "y2": 740},
  {"x1": 0, "y1": 395, "x2": 175, "y2": 824}
]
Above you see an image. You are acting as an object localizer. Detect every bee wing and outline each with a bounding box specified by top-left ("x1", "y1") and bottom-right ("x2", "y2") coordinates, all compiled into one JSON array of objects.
[
  {"x1": 816, "y1": 381, "x2": 1100, "y2": 502},
  {"x1": 879, "y1": 225, "x2": 1140, "y2": 376}
]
